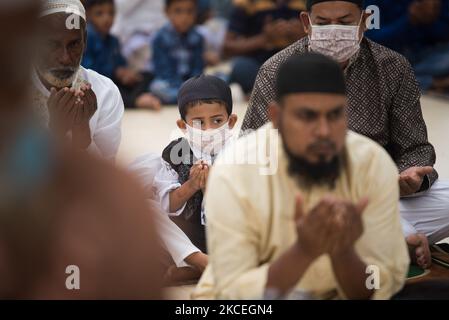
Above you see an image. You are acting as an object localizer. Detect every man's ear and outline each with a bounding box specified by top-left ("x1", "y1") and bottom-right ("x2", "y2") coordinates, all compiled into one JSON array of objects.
[
  {"x1": 300, "y1": 11, "x2": 311, "y2": 34},
  {"x1": 268, "y1": 102, "x2": 280, "y2": 129},
  {"x1": 177, "y1": 119, "x2": 187, "y2": 131},
  {"x1": 228, "y1": 114, "x2": 238, "y2": 129}
]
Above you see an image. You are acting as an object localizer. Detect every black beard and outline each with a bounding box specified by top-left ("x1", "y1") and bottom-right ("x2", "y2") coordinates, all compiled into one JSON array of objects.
[
  {"x1": 285, "y1": 148, "x2": 342, "y2": 189},
  {"x1": 281, "y1": 135, "x2": 343, "y2": 190}
]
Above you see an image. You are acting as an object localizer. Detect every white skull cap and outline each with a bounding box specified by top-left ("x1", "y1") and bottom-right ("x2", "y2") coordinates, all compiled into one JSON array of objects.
[{"x1": 40, "y1": 0, "x2": 86, "y2": 21}]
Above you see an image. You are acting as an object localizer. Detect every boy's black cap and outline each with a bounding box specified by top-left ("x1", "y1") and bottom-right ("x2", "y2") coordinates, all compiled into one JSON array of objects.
[{"x1": 178, "y1": 74, "x2": 233, "y2": 119}]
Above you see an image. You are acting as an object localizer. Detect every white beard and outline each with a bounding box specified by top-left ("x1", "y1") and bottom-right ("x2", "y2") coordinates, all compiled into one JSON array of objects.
[
  {"x1": 31, "y1": 66, "x2": 87, "y2": 126},
  {"x1": 37, "y1": 66, "x2": 80, "y2": 88}
]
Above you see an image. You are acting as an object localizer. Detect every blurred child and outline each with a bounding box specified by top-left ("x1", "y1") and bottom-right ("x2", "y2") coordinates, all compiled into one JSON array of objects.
[
  {"x1": 150, "y1": 0, "x2": 205, "y2": 105},
  {"x1": 83, "y1": 0, "x2": 161, "y2": 110}
]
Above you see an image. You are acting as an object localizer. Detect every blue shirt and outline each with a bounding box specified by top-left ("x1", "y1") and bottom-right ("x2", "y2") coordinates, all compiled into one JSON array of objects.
[
  {"x1": 365, "y1": 0, "x2": 449, "y2": 54},
  {"x1": 152, "y1": 22, "x2": 205, "y2": 88},
  {"x1": 82, "y1": 24, "x2": 127, "y2": 80}
]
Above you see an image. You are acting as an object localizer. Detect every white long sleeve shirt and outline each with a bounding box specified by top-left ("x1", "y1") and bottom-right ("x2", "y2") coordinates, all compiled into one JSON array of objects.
[{"x1": 129, "y1": 153, "x2": 201, "y2": 267}]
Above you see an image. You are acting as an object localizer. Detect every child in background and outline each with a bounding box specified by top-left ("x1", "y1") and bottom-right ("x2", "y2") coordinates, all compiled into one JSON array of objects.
[
  {"x1": 82, "y1": 0, "x2": 161, "y2": 110},
  {"x1": 153, "y1": 75, "x2": 237, "y2": 256},
  {"x1": 150, "y1": 0, "x2": 205, "y2": 105}
]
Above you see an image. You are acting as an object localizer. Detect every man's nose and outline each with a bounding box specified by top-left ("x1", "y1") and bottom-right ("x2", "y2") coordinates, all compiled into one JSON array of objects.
[
  {"x1": 316, "y1": 117, "x2": 330, "y2": 138},
  {"x1": 58, "y1": 48, "x2": 72, "y2": 66}
]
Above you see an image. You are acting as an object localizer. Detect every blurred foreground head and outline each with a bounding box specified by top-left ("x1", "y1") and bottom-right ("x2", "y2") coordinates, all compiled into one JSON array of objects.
[
  {"x1": 0, "y1": 1, "x2": 163, "y2": 299},
  {"x1": 0, "y1": 1, "x2": 40, "y2": 145}
]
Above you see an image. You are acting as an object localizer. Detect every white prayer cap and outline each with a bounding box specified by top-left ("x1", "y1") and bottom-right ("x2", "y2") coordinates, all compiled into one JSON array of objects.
[{"x1": 40, "y1": 0, "x2": 86, "y2": 21}]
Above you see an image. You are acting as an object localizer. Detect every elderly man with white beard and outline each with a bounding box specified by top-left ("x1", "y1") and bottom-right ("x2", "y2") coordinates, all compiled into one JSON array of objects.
[{"x1": 32, "y1": 0, "x2": 124, "y2": 161}]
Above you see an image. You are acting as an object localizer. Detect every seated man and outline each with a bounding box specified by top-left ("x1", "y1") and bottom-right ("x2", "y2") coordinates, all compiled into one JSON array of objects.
[
  {"x1": 366, "y1": 0, "x2": 449, "y2": 93},
  {"x1": 194, "y1": 53, "x2": 409, "y2": 300},
  {"x1": 241, "y1": 0, "x2": 449, "y2": 269},
  {"x1": 32, "y1": 0, "x2": 124, "y2": 161},
  {"x1": 224, "y1": 0, "x2": 307, "y2": 95}
]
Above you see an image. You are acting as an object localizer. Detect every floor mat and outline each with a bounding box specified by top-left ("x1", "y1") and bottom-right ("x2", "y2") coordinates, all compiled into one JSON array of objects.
[{"x1": 407, "y1": 265, "x2": 431, "y2": 280}]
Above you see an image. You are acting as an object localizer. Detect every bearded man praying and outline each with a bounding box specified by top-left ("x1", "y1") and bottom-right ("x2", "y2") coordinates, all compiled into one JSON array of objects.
[
  {"x1": 194, "y1": 53, "x2": 410, "y2": 300},
  {"x1": 32, "y1": 0, "x2": 124, "y2": 161}
]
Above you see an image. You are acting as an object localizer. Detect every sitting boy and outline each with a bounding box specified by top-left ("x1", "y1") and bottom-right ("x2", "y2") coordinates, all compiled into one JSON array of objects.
[
  {"x1": 83, "y1": 0, "x2": 161, "y2": 110},
  {"x1": 154, "y1": 75, "x2": 238, "y2": 256},
  {"x1": 150, "y1": 0, "x2": 205, "y2": 105},
  {"x1": 129, "y1": 153, "x2": 208, "y2": 283}
]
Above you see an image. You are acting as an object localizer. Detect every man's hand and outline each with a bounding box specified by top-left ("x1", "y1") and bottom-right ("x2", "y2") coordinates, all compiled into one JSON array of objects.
[
  {"x1": 295, "y1": 196, "x2": 339, "y2": 260},
  {"x1": 328, "y1": 198, "x2": 369, "y2": 257},
  {"x1": 75, "y1": 84, "x2": 97, "y2": 124},
  {"x1": 48, "y1": 87, "x2": 79, "y2": 135},
  {"x1": 115, "y1": 67, "x2": 142, "y2": 86},
  {"x1": 71, "y1": 84, "x2": 97, "y2": 149},
  {"x1": 399, "y1": 166, "x2": 433, "y2": 196},
  {"x1": 409, "y1": 0, "x2": 441, "y2": 25},
  {"x1": 263, "y1": 18, "x2": 298, "y2": 49}
]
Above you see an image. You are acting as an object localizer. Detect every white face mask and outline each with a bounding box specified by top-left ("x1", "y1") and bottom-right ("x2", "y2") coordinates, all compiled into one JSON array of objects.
[
  {"x1": 308, "y1": 15, "x2": 363, "y2": 63},
  {"x1": 185, "y1": 121, "x2": 233, "y2": 157}
]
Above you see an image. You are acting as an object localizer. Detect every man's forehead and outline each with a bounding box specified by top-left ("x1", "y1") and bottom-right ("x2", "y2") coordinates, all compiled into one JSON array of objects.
[
  {"x1": 38, "y1": 13, "x2": 84, "y2": 36},
  {"x1": 283, "y1": 92, "x2": 347, "y2": 109},
  {"x1": 310, "y1": 2, "x2": 361, "y2": 19},
  {"x1": 39, "y1": 12, "x2": 83, "y2": 30}
]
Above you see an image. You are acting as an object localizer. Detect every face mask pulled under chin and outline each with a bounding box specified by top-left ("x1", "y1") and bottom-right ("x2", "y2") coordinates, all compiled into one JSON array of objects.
[
  {"x1": 308, "y1": 15, "x2": 363, "y2": 63},
  {"x1": 185, "y1": 122, "x2": 233, "y2": 157}
]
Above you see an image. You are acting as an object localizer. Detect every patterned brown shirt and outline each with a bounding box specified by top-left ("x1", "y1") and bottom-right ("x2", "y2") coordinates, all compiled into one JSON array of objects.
[{"x1": 241, "y1": 37, "x2": 438, "y2": 189}]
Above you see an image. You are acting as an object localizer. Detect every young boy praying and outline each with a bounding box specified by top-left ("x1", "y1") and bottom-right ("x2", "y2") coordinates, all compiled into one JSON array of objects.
[{"x1": 153, "y1": 75, "x2": 238, "y2": 256}]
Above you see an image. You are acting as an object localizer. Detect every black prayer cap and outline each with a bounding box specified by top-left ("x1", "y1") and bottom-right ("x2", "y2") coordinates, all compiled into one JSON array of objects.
[
  {"x1": 178, "y1": 74, "x2": 233, "y2": 120},
  {"x1": 276, "y1": 53, "x2": 346, "y2": 100},
  {"x1": 306, "y1": 0, "x2": 364, "y2": 11}
]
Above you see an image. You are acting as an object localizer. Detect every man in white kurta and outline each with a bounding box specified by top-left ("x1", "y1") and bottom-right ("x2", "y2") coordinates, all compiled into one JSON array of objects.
[
  {"x1": 32, "y1": 67, "x2": 124, "y2": 160},
  {"x1": 33, "y1": 0, "x2": 123, "y2": 161},
  {"x1": 194, "y1": 53, "x2": 409, "y2": 300}
]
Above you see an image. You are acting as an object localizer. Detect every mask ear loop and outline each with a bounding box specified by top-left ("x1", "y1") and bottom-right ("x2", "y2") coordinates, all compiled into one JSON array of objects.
[
  {"x1": 356, "y1": 12, "x2": 365, "y2": 44},
  {"x1": 307, "y1": 14, "x2": 314, "y2": 46}
]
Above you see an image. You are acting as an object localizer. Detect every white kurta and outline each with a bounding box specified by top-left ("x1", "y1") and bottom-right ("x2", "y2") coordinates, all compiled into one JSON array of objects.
[
  {"x1": 129, "y1": 153, "x2": 201, "y2": 267},
  {"x1": 33, "y1": 67, "x2": 124, "y2": 161}
]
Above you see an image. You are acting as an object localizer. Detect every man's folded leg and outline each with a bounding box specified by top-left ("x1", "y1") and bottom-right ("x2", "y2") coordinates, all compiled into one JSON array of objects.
[{"x1": 400, "y1": 180, "x2": 449, "y2": 244}]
